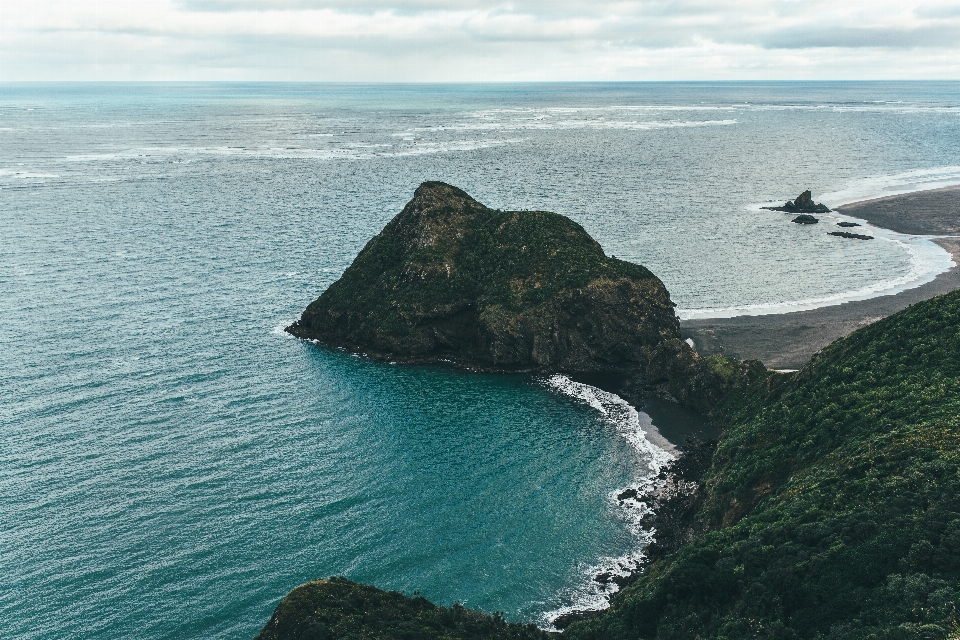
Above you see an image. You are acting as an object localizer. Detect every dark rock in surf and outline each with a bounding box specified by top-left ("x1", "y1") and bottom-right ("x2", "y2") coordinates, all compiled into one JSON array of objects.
[
  {"x1": 837, "y1": 221, "x2": 861, "y2": 227},
  {"x1": 762, "y1": 190, "x2": 832, "y2": 214},
  {"x1": 792, "y1": 214, "x2": 819, "y2": 224},
  {"x1": 830, "y1": 231, "x2": 874, "y2": 240},
  {"x1": 286, "y1": 182, "x2": 680, "y2": 374}
]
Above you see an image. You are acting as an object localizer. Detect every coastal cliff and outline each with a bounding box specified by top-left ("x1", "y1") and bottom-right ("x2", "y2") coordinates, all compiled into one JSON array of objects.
[{"x1": 286, "y1": 182, "x2": 679, "y2": 374}]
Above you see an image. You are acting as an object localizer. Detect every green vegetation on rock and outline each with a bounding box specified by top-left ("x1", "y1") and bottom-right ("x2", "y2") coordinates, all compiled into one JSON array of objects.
[
  {"x1": 255, "y1": 577, "x2": 551, "y2": 640},
  {"x1": 567, "y1": 290, "x2": 960, "y2": 639},
  {"x1": 287, "y1": 182, "x2": 679, "y2": 373}
]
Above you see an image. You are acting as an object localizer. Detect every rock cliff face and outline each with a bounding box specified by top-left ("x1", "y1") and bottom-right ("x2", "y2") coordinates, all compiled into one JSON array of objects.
[{"x1": 287, "y1": 182, "x2": 680, "y2": 374}]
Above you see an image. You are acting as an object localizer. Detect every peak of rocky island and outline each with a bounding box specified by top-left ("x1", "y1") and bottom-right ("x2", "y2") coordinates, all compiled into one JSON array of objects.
[{"x1": 287, "y1": 182, "x2": 681, "y2": 374}]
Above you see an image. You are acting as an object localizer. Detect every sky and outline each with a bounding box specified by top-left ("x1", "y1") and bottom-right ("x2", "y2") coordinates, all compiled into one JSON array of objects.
[{"x1": 1, "y1": 0, "x2": 959, "y2": 82}]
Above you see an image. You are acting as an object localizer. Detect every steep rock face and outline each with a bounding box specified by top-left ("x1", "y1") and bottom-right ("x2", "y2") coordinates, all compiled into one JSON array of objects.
[{"x1": 287, "y1": 182, "x2": 680, "y2": 373}]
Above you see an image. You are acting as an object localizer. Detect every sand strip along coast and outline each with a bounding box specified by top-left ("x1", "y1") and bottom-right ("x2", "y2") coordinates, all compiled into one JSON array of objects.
[{"x1": 681, "y1": 185, "x2": 960, "y2": 370}]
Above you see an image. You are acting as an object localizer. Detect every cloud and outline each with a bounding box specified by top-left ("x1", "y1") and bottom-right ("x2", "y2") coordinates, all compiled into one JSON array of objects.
[{"x1": 1, "y1": 0, "x2": 959, "y2": 80}]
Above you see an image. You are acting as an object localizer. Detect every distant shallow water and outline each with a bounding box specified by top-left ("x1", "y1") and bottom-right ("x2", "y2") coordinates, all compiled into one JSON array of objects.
[{"x1": 4, "y1": 82, "x2": 960, "y2": 639}]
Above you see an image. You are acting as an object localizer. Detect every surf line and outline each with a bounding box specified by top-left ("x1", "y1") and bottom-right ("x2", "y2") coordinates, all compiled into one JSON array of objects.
[
  {"x1": 538, "y1": 375, "x2": 675, "y2": 630},
  {"x1": 680, "y1": 176, "x2": 960, "y2": 321}
]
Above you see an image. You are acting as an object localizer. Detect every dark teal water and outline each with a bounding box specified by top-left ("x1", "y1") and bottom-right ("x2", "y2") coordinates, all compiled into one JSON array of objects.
[{"x1": 3, "y1": 82, "x2": 960, "y2": 639}]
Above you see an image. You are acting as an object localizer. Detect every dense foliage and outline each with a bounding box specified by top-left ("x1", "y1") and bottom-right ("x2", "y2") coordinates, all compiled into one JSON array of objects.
[
  {"x1": 315, "y1": 183, "x2": 656, "y2": 328},
  {"x1": 567, "y1": 290, "x2": 960, "y2": 640},
  {"x1": 254, "y1": 577, "x2": 550, "y2": 640},
  {"x1": 288, "y1": 182, "x2": 678, "y2": 371}
]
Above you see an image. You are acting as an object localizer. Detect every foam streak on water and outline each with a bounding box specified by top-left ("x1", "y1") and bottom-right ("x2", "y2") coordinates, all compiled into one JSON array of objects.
[{"x1": 539, "y1": 375, "x2": 674, "y2": 628}]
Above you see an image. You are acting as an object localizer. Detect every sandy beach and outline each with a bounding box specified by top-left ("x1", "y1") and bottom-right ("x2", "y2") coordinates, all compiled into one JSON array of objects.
[{"x1": 681, "y1": 185, "x2": 960, "y2": 370}]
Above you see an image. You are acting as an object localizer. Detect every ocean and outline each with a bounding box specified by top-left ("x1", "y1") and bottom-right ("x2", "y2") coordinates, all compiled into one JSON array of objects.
[{"x1": 3, "y1": 81, "x2": 960, "y2": 638}]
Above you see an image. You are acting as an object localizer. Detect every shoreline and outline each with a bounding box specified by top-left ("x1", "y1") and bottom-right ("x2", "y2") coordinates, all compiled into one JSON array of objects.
[
  {"x1": 681, "y1": 185, "x2": 960, "y2": 370},
  {"x1": 548, "y1": 185, "x2": 960, "y2": 626}
]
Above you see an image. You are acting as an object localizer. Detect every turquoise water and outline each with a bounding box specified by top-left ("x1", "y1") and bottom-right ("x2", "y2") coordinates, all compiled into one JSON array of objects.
[{"x1": 3, "y1": 82, "x2": 960, "y2": 639}]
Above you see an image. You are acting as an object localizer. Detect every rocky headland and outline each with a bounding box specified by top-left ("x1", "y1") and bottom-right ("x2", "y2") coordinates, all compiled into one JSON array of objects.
[{"x1": 287, "y1": 182, "x2": 678, "y2": 374}]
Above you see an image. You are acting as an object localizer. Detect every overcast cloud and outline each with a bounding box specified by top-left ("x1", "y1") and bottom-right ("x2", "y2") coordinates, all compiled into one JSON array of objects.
[{"x1": 1, "y1": 0, "x2": 959, "y2": 81}]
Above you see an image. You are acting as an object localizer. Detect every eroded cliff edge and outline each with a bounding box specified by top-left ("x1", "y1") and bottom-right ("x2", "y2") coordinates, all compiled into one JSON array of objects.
[{"x1": 286, "y1": 182, "x2": 679, "y2": 375}]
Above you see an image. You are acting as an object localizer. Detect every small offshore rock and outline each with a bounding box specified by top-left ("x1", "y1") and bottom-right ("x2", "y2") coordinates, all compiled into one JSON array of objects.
[
  {"x1": 837, "y1": 221, "x2": 861, "y2": 227},
  {"x1": 617, "y1": 488, "x2": 639, "y2": 500},
  {"x1": 830, "y1": 231, "x2": 874, "y2": 240},
  {"x1": 792, "y1": 214, "x2": 819, "y2": 224},
  {"x1": 762, "y1": 189, "x2": 831, "y2": 213}
]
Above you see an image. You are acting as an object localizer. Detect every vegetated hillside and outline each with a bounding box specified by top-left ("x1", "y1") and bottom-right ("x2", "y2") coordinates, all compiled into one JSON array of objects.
[
  {"x1": 566, "y1": 290, "x2": 960, "y2": 640},
  {"x1": 287, "y1": 182, "x2": 679, "y2": 373},
  {"x1": 257, "y1": 274, "x2": 960, "y2": 640},
  {"x1": 254, "y1": 578, "x2": 551, "y2": 640}
]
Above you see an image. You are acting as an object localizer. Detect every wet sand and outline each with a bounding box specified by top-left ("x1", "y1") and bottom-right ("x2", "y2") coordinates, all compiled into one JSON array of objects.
[{"x1": 681, "y1": 186, "x2": 960, "y2": 370}]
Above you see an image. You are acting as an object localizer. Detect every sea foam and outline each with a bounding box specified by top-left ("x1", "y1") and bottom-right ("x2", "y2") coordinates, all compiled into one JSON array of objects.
[{"x1": 539, "y1": 375, "x2": 674, "y2": 630}]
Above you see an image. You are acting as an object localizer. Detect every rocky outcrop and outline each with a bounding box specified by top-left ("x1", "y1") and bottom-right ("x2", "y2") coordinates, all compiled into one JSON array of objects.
[
  {"x1": 640, "y1": 339, "x2": 768, "y2": 414},
  {"x1": 792, "y1": 214, "x2": 819, "y2": 224},
  {"x1": 837, "y1": 221, "x2": 861, "y2": 227},
  {"x1": 762, "y1": 190, "x2": 831, "y2": 213},
  {"x1": 829, "y1": 231, "x2": 873, "y2": 240},
  {"x1": 287, "y1": 182, "x2": 681, "y2": 374}
]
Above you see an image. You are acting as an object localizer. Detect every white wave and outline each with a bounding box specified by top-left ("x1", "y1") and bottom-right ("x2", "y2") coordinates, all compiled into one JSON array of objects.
[
  {"x1": 821, "y1": 165, "x2": 960, "y2": 208},
  {"x1": 473, "y1": 106, "x2": 737, "y2": 115},
  {"x1": 679, "y1": 235, "x2": 954, "y2": 320},
  {"x1": 271, "y1": 319, "x2": 299, "y2": 339},
  {"x1": 63, "y1": 138, "x2": 522, "y2": 163},
  {"x1": 0, "y1": 168, "x2": 60, "y2": 179},
  {"x1": 542, "y1": 375, "x2": 674, "y2": 466},
  {"x1": 741, "y1": 104, "x2": 960, "y2": 115},
  {"x1": 393, "y1": 118, "x2": 736, "y2": 135},
  {"x1": 539, "y1": 375, "x2": 674, "y2": 629}
]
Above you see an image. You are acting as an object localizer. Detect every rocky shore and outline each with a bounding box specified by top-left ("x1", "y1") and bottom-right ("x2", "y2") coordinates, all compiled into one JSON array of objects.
[{"x1": 685, "y1": 186, "x2": 960, "y2": 369}]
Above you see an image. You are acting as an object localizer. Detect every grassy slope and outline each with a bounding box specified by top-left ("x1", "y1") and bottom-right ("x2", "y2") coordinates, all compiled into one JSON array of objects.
[{"x1": 567, "y1": 290, "x2": 960, "y2": 640}]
